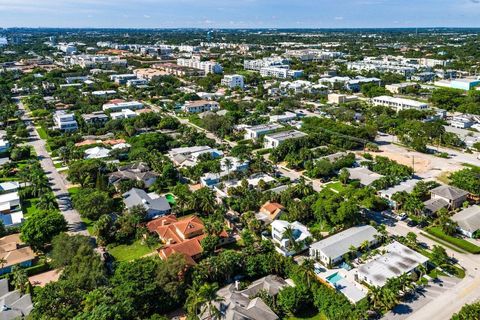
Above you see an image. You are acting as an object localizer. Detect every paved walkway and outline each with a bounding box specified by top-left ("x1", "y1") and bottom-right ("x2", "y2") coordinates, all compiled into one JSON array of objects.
[{"x1": 16, "y1": 99, "x2": 88, "y2": 235}]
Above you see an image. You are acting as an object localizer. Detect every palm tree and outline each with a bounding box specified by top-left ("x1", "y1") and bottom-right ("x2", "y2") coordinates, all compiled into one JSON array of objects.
[
  {"x1": 224, "y1": 158, "x2": 233, "y2": 178},
  {"x1": 11, "y1": 266, "x2": 29, "y2": 293},
  {"x1": 367, "y1": 286, "x2": 383, "y2": 311},
  {"x1": 301, "y1": 258, "x2": 316, "y2": 289},
  {"x1": 37, "y1": 193, "x2": 57, "y2": 210},
  {"x1": 198, "y1": 283, "x2": 223, "y2": 319},
  {"x1": 360, "y1": 240, "x2": 370, "y2": 253},
  {"x1": 282, "y1": 226, "x2": 301, "y2": 254}
]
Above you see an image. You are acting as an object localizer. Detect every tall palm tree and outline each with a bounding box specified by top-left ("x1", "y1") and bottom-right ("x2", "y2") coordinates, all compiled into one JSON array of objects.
[
  {"x1": 367, "y1": 286, "x2": 383, "y2": 311},
  {"x1": 301, "y1": 259, "x2": 316, "y2": 289},
  {"x1": 224, "y1": 158, "x2": 233, "y2": 178},
  {"x1": 198, "y1": 283, "x2": 223, "y2": 319},
  {"x1": 37, "y1": 193, "x2": 58, "y2": 210},
  {"x1": 11, "y1": 266, "x2": 29, "y2": 293}
]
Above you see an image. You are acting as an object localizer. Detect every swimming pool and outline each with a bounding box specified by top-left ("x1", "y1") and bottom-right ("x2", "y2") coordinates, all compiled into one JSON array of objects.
[
  {"x1": 326, "y1": 272, "x2": 344, "y2": 284},
  {"x1": 165, "y1": 194, "x2": 176, "y2": 205}
]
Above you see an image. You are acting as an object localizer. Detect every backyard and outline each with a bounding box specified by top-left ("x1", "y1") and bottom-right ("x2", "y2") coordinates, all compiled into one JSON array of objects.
[{"x1": 108, "y1": 240, "x2": 156, "y2": 262}]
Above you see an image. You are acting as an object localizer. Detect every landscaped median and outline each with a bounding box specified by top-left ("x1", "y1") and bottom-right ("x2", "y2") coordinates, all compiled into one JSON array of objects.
[{"x1": 425, "y1": 227, "x2": 480, "y2": 254}]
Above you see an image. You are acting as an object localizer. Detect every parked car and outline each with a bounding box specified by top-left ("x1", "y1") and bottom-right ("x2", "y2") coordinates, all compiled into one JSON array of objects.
[
  {"x1": 407, "y1": 220, "x2": 418, "y2": 227},
  {"x1": 398, "y1": 213, "x2": 408, "y2": 221},
  {"x1": 417, "y1": 221, "x2": 428, "y2": 229}
]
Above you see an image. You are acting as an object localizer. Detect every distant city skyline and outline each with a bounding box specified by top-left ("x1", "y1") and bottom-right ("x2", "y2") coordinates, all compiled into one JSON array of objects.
[{"x1": 0, "y1": 0, "x2": 480, "y2": 29}]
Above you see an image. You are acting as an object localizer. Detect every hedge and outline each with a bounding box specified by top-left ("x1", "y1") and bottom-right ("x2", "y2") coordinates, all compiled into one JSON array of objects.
[{"x1": 426, "y1": 227, "x2": 480, "y2": 254}]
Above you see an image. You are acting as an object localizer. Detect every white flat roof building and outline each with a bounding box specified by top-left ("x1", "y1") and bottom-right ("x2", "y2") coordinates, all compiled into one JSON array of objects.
[
  {"x1": 102, "y1": 101, "x2": 144, "y2": 112},
  {"x1": 54, "y1": 111, "x2": 78, "y2": 131},
  {"x1": 110, "y1": 109, "x2": 137, "y2": 120},
  {"x1": 372, "y1": 96, "x2": 429, "y2": 112},
  {"x1": 244, "y1": 124, "x2": 283, "y2": 140},
  {"x1": 310, "y1": 225, "x2": 379, "y2": 266},
  {"x1": 221, "y1": 74, "x2": 244, "y2": 89},
  {"x1": 357, "y1": 241, "x2": 428, "y2": 287},
  {"x1": 264, "y1": 130, "x2": 307, "y2": 149}
]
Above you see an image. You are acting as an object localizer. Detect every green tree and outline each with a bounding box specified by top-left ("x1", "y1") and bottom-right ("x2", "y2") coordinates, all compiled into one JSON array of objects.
[
  {"x1": 21, "y1": 211, "x2": 67, "y2": 251},
  {"x1": 72, "y1": 188, "x2": 115, "y2": 221}
]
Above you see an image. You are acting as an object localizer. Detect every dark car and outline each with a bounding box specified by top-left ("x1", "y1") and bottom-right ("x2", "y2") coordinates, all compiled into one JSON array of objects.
[
  {"x1": 407, "y1": 220, "x2": 418, "y2": 227},
  {"x1": 417, "y1": 221, "x2": 428, "y2": 229}
]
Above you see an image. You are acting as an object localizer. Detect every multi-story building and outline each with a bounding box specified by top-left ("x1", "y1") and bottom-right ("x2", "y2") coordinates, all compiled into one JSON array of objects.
[
  {"x1": 372, "y1": 96, "x2": 429, "y2": 112},
  {"x1": 271, "y1": 220, "x2": 311, "y2": 256},
  {"x1": 221, "y1": 74, "x2": 244, "y2": 89},
  {"x1": 264, "y1": 130, "x2": 307, "y2": 149},
  {"x1": 110, "y1": 109, "x2": 137, "y2": 120},
  {"x1": 109, "y1": 74, "x2": 137, "y2": 85},
  {"x1": 54, "y1": 111, "x2": 78, "y2": 131},
  {"x1": 81, "y1": 111, "x2": 109, "y2": 125},
  {"x1": 244, "y1": 124, "x2": 283, "y2": 140},
  {"x1": 182, "y1": 100, "x2": 219, "y2": 113},
  {"x1": 65, "y1": 55, "x2": 127, "y2": 68},
  {"x1": 244, "y1": 57, "x2": 290, "y2": 71},
  {"x1": 450, "y1": 115, "x2": 475, "y2": 129},
  {"x1": 177, "y1": 56, "x2": 223, "y2": 74},
  {"x1": 260, "y1": 67, "x2": 303, "y2": 79}
]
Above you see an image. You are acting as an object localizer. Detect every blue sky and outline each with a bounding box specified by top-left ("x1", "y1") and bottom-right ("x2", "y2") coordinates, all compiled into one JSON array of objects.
[{"x1": 0, "y1": 0, "x2": 479, "y2": 28}]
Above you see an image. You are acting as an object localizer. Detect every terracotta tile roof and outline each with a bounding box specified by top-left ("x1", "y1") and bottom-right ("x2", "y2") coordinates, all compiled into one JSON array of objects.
[
  {"x1": 260, "y1": 202, "x2": 285, "y2": 220},
  {"x1": 107, "y1": 99, "x2": 125, "y2": 104},
  {"x1": 146, "y1": 215, "x2": 178, "y2": 232},
  {"x1": 147, "y1": 215, "x2": 205, "y2": 244},
  {"x1": 75, "y1": 139, "x2": 99, "y2": 147},
  {"x1": 159, "y1": 237, "x2": 204, "y2": 262},
  {"x1": 0, "y1": 234, "x2": 36, "y2": 269},
  {"x1": 174, "y1": 216, "x2": 204, "y2": 238}
]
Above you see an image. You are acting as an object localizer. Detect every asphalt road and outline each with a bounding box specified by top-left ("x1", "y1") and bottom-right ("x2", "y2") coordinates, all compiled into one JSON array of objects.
[{"x1": 16, "y1": 99, "x2": 88, "y2": 235}]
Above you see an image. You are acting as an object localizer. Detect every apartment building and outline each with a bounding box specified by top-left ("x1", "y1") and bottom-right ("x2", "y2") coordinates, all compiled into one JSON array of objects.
[
  {"x1": 65, "y1": 55, "x2": 127, "y2": 68},
  {"x1": 109, "y1": 74, "x2": 137, "y2": 85},
  {"x1": 221, "y1": 74, "x2": 244, "y2": 89},
  {"x1": 372, "y1": 96, "x2": 429, "y2": 112},
  {"x1": 177, "y1": 56, "x2": 223, "y2": 74},
  {"x1": 244, "y1": 57, "x2": 290, "y2": 71},
  {"x1": 260, "y1": 67, "x2": 303, "y2": 79},
  {"x1": 385, "y1": 83, "x2": 420, "y2": 94}
]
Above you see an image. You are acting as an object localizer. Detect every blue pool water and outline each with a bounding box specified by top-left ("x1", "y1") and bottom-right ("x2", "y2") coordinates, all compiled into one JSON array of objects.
[{"x1": 326, "y1": 272, "x2": 343, "y2": 284}]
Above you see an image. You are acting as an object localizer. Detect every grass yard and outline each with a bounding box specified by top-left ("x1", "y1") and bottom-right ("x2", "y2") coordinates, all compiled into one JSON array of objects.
[
  {"x1": 426, "y1": 227, "x2": 480, "y2": 254},
  {"x1": 108, "y1": 240, "x2": 156, "y2": 262},
  {"x1": 67, "y1": 187, "x2": 80, "y2": 197},
  {"x1": 22, "y1": 197, "x2": 41, "y2": 217},
  {"x1": 36, "y1": 127, "x2": 49, "y2": 140},
  {"x1": 326, "y1": 181, "x2": 346, "y2": 193},
  {"x1": 81, "y1": 217, "x2": 95, "y2": 235}
]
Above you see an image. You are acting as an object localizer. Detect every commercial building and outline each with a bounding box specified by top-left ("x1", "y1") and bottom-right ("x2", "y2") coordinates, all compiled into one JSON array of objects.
[
  {"x1": 450, "y1": 115, "x2": 475, "y2": 129},
  {"x1": 264, "y1": 130, "x2": 307, "y2": 149},
  {"x1": 372, "y1": 96, "x2": 429, "y2": 112},
  {"x1": 435, "y1": 78, "x2": 480, "y2": 91},
  {"x1": 357, "y1": 241, "x2": 428, "y2": 287},
  {"x1": 327, "y1": 93, "x2": 359, "y2": 104},
  {"x1": 244, "y1": 57, "x2": 290, "y2": 71},
  {"x1": 221, "y1": 74, "x2": 244, "y2": 89},
  {"x1": 65, "y1": 55, "x2": 127, "y2": 68},
  {"x1": 310, "y1": 225, "x2": 379, "y2": 266},
  {"x1": 53, "y1": 111, "x2": 78, "y2": 131}
]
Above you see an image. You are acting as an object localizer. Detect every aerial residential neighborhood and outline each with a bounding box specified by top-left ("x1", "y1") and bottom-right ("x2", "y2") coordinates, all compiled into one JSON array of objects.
[{"x1": 0, "y1": 2, "x2": 480, "y2": 320}]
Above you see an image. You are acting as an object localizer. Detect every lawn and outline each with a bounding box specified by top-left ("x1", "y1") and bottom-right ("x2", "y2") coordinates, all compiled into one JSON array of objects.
[
  {"x1": 67, "y1": 187, "x2": 80, "y2": 197},
  {"x1": 36, "y1": 127, "x2": 49, "y2": 140},
  {"x1": 81, "y1": 217, "x2": 95, "y2": 235},
  {"x1": 108, "y1": 240, "x2": 156, "y2": 262},
  {"x1": 326, "y1": 181, "x2": 346, "y2": 193},
  {"x1": 22, "y1": 197, "x2": 41, "y2": 217},
  {"x1": 426, "y1": 227, "x2": 480, "y2": 254}
]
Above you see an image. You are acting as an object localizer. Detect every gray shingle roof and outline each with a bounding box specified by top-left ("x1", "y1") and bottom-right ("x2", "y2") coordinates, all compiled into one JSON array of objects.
[
  {"x1": 122, "y1": 188, "x2": 170, "y2": 213},
  {"x1": 452, "y1": 205, "x2": 480, "y2": 233},
  {"x1": 431, "y1": 185, "x2": 469, "y2": 200}
]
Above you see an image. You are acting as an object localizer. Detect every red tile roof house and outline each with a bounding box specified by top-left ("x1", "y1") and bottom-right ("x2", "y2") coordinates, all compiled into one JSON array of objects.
[{"x1": 146, "y1": 215, "x2": 232, "y2": 264}]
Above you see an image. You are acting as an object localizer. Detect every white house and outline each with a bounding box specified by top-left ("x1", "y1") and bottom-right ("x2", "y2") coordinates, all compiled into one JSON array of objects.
[
  {"x1": 110, "y1": 109, "x2": 137, "y2": 120},
  {"x1": 0, "y1": 189, "x2": 23, "y2": 227},
  {"x1": 54, "y1": 111, "x2": 78, "y2": 131},
  {"x1": 269, "y1": 112, "x2": 297, "y2": 123},
  {"x1": 310, "y1": 225, "x2": 379, "y2": 266},
  {"x1": 182, "y1": 100, "x2": 220, "y2": 114},
  {"x1": 264, "y1": 130, "x2": 307, "y2": 149},
  {"x1": 168, "y1": 146, "x2": 223, "y2": 167},
  {"x1": 84, "y1": 146, "x2": 111, "y2": 159},
  {"x1": 271, "y1": 220, "x2": 311, "y2": 256},
  {"x1": 452, "y1": 205, "x2": 480, "y2": 238},
  {"x1": 221, "y1": 74, "x2": 244, "y2": 89},
  {"x1": 102, "y1": 101, "x2": 144, "y2": 112},
  {"x1": 450, "y1": 116, "x2": 474, "y2": 129},
  {"x1": 0, "y1": 139, "x2": 10, "y2": 154},
  {"x1": 243, "y1": 124, "x2": 283, "y2": 140}
]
